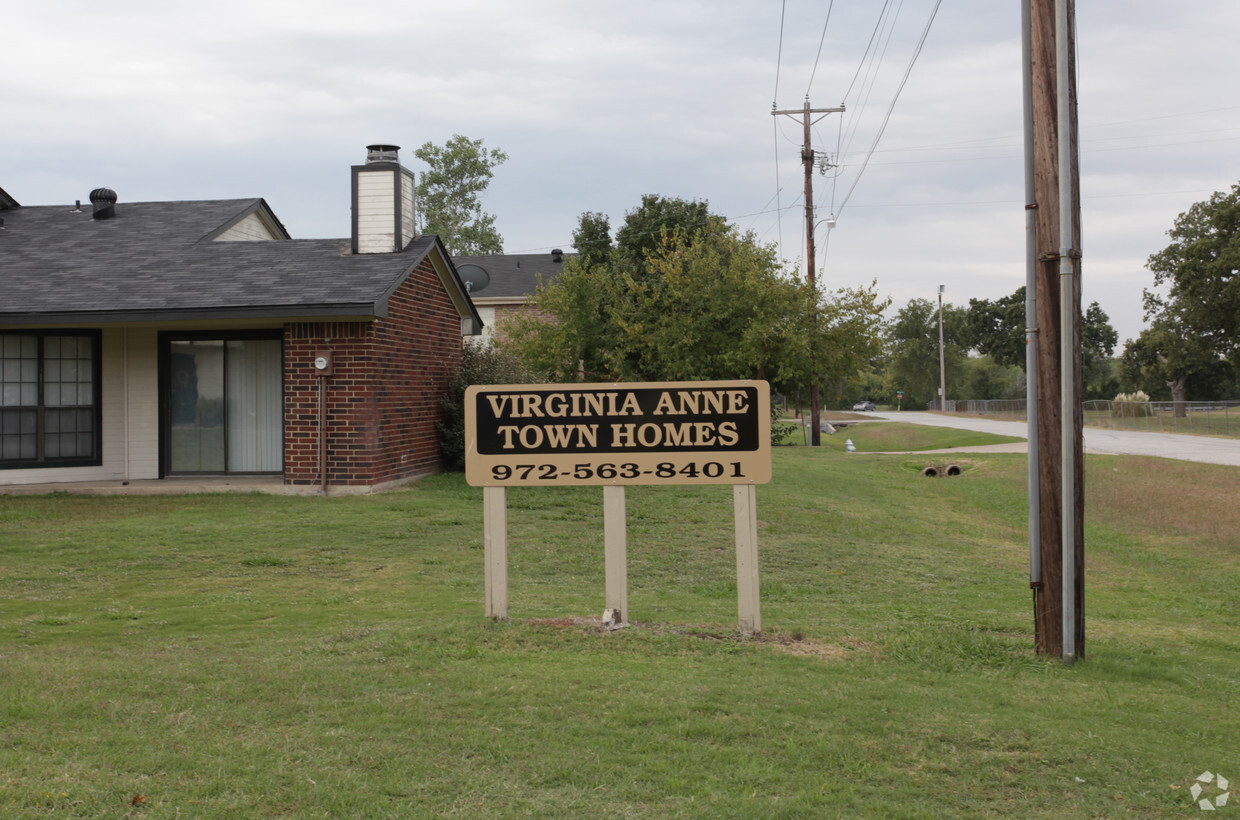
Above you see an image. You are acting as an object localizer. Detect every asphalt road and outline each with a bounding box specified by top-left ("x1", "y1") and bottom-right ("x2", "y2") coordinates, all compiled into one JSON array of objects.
[{"x1": 866, "y1": 411, "x2": 1240, "y2": 467}]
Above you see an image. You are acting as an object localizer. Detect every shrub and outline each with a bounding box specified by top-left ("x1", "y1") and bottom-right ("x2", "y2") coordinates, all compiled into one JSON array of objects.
[
  {"x1": 1112, "y1": 390, "x2": 1154, "y2": 418},
  {"x1": 439, "y1": 342, "x2": 541, "y2": 470},
  {"x1": 771, "y1": 404, "x2": 800, "y2": 446}
]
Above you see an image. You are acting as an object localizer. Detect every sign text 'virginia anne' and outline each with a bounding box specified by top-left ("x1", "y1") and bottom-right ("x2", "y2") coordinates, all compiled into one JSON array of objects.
[{"x1": 465, "y1": 380, "x2": 771, "y2": 486}]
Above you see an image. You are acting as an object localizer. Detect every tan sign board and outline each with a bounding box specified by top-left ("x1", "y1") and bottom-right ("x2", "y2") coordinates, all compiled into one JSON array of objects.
[{"x1": 465, "y1": 380, "x2": 771, "y2": 487}]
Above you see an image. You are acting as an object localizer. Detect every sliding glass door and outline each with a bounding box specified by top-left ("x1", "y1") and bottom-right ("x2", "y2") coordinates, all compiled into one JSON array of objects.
[{"x1": 165, "y1": 335, "x2": 282, "y2": 474}]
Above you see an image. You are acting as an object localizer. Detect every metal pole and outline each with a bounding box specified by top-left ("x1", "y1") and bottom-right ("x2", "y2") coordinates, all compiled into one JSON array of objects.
[
  {"x1": 938, "y1": 285, "x2": 947, "y2": 411},
  {"x1": 1021, "y1": 0, "x2": 1042, "y2": 589},
  {"x1": 1056, "y1": 0, "x2": 1077, "y2": 663}
]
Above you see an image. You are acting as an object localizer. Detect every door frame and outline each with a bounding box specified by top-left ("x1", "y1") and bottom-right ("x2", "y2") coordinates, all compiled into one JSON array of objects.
[{"x1": 157, "y1": 330, "x2": 284, "y2": 477}]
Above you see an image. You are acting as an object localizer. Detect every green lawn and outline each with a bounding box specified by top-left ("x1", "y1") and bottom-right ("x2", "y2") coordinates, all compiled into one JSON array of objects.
[{"x1": 1, "y1": 437, "x2": 1237, "y2": 818}]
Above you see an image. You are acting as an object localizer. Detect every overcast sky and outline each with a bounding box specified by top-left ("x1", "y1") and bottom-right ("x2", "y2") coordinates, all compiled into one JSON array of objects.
[{"x1": 7, "y1": 1, "x2": 1240, "y2": 347}]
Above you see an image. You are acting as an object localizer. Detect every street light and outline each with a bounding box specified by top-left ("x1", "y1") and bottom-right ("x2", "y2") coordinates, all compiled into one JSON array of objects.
[
  {"x1": 805, "y1": 214, "x2": 837, "y2": 446},
  {"x1": 938, "y1": 285, "x2": 947, "y2": 412}
]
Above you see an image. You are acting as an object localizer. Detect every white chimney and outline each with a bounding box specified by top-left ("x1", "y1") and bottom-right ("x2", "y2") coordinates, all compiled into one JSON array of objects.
[{"x1": 351, "y1": 144, "x2": 416, "y2": 254}]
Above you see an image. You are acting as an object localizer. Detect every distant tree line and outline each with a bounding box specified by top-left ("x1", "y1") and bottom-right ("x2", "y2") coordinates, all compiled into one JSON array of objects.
[{"x1": 425, "y1": 135, "x2": 1240, "y2": 423}]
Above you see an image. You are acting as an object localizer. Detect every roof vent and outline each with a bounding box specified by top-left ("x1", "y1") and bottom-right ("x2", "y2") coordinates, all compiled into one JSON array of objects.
[
  {"x1": 551, "y1": 248, "x2": 564, "y2": 263},
  {"x1": 366, "y1": 144, "x2": 400, "y2": 164},
  {"x1": 90, "y1": 187, "x2": 117, "y2": 220}
]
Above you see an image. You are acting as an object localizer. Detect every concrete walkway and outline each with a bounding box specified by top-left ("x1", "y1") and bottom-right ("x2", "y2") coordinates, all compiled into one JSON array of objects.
[
  {"x1": 0, "y1": 476, "x2": 298, "y2": 497},
  {"x1": 866, "y1": 411, "x2": 1240, "y2": 467}
]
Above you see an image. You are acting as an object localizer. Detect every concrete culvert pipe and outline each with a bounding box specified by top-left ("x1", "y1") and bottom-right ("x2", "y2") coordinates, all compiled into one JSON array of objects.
[
  {"x1": 920, "y1": 466, "x2": 940, "y2": 477},
  {"x1": 945, "y1": 464, "x2": 962, "y2": 477}
]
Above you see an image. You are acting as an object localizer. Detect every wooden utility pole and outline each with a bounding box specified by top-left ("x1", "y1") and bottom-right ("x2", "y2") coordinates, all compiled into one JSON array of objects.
[
  {"x1": 1026, "y1": 0, "x2": 1084, "y2": 659},
  {"x1": 772, "y1": 100, "x2": 844, "y2": 447}
]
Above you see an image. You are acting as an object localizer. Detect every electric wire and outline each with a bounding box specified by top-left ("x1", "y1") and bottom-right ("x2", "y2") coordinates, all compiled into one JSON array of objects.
[
  {"x1": 839, "y1": 1, "x2": 904, "y2": 165},
  {"x1": 772, "y1": 0, "x2": 788, "y2": 255},
  {"x1": 841, "y1": 0, "x2": 895, "y2": 104},
  {"x1": 805, "y1": 0, "x2": 836, "y2": 97},
  {"x1": 835, "y1": 0, "x2": 942, "y2": 220}
]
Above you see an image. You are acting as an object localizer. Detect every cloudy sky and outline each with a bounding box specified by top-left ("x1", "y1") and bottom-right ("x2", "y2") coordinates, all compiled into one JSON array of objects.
[{"x1": 7, "y1": 0, "x2": 1240, "y2": 346}]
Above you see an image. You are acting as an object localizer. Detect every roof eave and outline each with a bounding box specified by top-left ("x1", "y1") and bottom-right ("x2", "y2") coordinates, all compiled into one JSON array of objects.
[{"x1": 0, "y1": 302, "x2": 386, "y2": 327}]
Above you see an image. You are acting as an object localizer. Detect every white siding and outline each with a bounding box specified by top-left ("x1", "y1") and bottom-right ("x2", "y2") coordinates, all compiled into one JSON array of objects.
[
  {"x1": 400, "y1": 168, "x2": 416, "y2": 249},
  {"x1": 356, "y1": 171, "x2": 397, "y2": 253},
  {"x1": 214, "y1": 212, "x2": 281, "y2": 241},
  {"x1": 0, "y1": 328, "x2": 160, "y2": 486},
  {"x1": 121, "y1": 328, "x2": 160, "y2": 478}
]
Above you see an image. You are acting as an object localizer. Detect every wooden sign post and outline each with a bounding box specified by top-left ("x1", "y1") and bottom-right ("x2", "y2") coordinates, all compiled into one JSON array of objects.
[{"x1": 466, "y1": 380, "x2": 772, "y2": 633}]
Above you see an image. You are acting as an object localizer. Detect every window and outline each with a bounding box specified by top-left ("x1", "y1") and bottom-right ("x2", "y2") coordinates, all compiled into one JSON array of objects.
[{"x1": 0, "y1": 332, "x2": 101, "y2": 468}]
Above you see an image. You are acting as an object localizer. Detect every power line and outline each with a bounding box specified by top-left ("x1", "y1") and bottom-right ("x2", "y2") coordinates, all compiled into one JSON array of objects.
[
  {"x1": 839, "y1": 0, "x2": 905, "y2": 164},
  {"x1": 773, "y1": 0, "x2": 788, "y2": 257},
  {"x1": 805, "y1": 0, "x2": 836, "y2": 97},
  {"x1": 835, "y1": 0, "x2": 942, "y2": 221},
  {"x1": 842, "y1": 0, "x2": 895, "y2": 104},
  {"x1": 773, "y1": 0, "x2": 786, "y2": 103}
]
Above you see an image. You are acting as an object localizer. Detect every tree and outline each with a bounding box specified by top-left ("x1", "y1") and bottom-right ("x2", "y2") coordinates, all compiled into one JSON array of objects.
[
  {"x1": 613, "y1": 195, "x2": 722, "y2": 272},
  {"x1": 964, "y1": 287, "x2": 1118, "y2": 399},
  {"x1": 414, "y1": 135, "x2": 508, "y2": 255},
  {"x1": 1081, "y1": 301, "x2": 1119, "y2": 400},
  {"x1": 437, "y1": 341, "x2": 539, "y2": 470},
  {"x1": 964, "y1": 289, "x2": 1027, "y2": 368},
  {"x1": 958, "y1": 355, "x2": 1025, "y2": 401},
  {"x1": 885, "y1": 297, "x2": 969, "y2": 407},
  {"x1": 572, "y1": 211, "x2": 613, "y2": 269},
  {"x1": 1119, "y1": 319, "x2": 1236, "y2": 409},
  {"x1": 1136, "y1": 182, "x2": 1240, "y2": 404},
  {"x1": 506, "y1": 198, "x2": 887, "y2": 397}
]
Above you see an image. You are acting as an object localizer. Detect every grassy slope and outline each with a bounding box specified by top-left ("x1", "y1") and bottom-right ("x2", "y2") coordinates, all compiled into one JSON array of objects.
[{"x1": 1, "y1": 440, "x2": 1237, "y2": 818}]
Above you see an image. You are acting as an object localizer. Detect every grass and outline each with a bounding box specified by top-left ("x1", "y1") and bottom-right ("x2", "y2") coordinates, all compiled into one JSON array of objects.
[
  {"x1": 816, "y1": 420, "x2": 1024, "y2": 453},
  {"x1": 1, "y1": 431, "x2": 1238, "y2": 817},
  {"x1": 1084, "y1": 408, "x2": 1240, "y2": 438}
]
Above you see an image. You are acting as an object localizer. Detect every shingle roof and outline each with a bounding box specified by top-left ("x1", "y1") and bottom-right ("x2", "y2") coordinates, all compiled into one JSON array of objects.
[
  {"x1": 0, "y1": 198, "x2": 478, "y2": 326},
  {"x1": 451, "y1": 252, "x2": 571, "y2": 300}
]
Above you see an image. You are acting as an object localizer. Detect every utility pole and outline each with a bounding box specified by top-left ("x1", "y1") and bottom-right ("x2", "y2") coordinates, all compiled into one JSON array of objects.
[
  {"x1": 938, "y1": 285, "x2": 947, "y2": 411},
  {"x1": 772, "y1": 99, "x2": 844, "y2": 446},
  {"x1": 1026, "y1": 0, "x2": 1084, "y2": 661}
]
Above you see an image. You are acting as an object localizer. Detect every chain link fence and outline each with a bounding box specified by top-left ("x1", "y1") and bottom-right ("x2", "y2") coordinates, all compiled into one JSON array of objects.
[{"x1": 938, "y1": 399, "x2": 1240, "y2": 438}]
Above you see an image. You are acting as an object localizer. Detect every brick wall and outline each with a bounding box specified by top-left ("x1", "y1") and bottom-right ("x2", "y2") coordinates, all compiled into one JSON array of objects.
[{"x1": 283, "y1": 259, "x2": 463, "y2": 488}]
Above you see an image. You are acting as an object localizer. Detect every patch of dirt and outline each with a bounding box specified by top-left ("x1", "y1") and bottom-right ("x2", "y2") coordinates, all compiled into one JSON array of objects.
[
  {"x1": 759, "y1": 633, "x2": 876, "y2": 661},
  {"x1": 521, "y1": 619, "x2": 877, "y2": 660}
]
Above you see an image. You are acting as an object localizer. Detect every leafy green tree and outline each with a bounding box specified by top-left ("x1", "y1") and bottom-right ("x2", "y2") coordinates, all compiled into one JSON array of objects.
[
  {"x1": 958, "y1": 355, "x2": 1025, "y2": 401},
  {"x1": 885, "y1": 297, "x2": 968, "y2": 407},
  {"x1": 1119, "y1": 319, "x2": 1236, "y2": 409},
  {"x1": 613, "y1": 195, "x2": 722, "y2": 272},
  {"x1": 1081, "y1": 301, "x2": 1120, "y2": 400},
  {"x1": 964, "y1": 287, "x2": 1117, "y2": 399},
  {"x1": 504, "y1": 249, "x2": 619, "y2": 381},
  {"x1": 1145, "y1": 182, "x2": 1240, "y2": 356},
  {"x1": 1132, "y1": 182, "x2": 1240, "y2": 406},
  {"x1": 415, "y1": 135, "x2": 508, "y2": 255},
  {"x1": 815, "y1": 284, "x2": 890, "y2": 409},
  {"x1": 507, "y1": 198, "x2": 887, "y2": 398},
  {"x1": 572, "y1": 211, "x2": 613, "y2": 269},
  {"x1": 964, "y1": 289, "x2": 1027, "y2": 367}
]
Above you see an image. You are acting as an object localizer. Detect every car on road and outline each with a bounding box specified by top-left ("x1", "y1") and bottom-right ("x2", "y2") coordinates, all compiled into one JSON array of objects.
[{"x1": 852, "y1": 401, "x2": 876, "y2": 412}]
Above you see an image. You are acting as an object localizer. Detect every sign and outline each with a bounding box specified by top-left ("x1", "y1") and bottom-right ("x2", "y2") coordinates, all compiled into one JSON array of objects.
[{"x1": 465, "y1": 380, "x2": 771, "y2": 487}]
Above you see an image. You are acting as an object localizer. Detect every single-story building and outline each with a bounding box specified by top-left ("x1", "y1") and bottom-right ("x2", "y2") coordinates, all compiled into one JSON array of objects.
[{"x1": 0, "y1": 145, "x2": 481, "y2": 493}]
